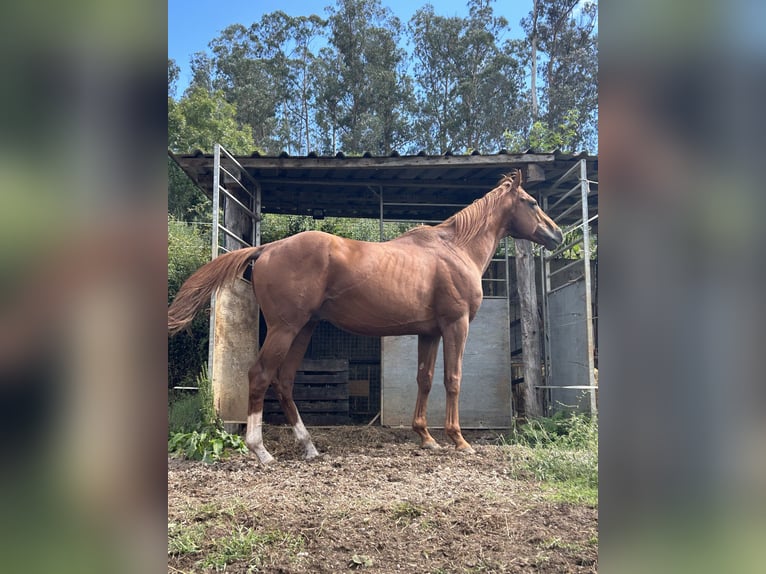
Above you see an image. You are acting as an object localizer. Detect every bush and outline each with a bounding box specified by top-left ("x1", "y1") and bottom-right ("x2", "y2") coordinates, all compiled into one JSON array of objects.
[
  {"x1": 168, "y1": 365, "x2": 248, "y2": 463},
  {"x1": 168, "y1": 216, "x2": 211, "y2": 388},
  {"x1": 168, "y1": 392, "x2": 203, "y2": 434}
]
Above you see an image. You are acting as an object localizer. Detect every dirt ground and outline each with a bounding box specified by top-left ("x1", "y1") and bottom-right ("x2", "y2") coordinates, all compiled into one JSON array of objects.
[{"x1": 168, "y1": 426, "x2": 597, "y2": 573}]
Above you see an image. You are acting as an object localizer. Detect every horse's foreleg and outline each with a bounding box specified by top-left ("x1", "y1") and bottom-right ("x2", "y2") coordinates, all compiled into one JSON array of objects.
[
  {"x1": 441, "y1": 317, "x2": 474, "y2": 453},
  {"x1": 412, "y1": 334, "x2": 441, "y2": 449},
  {"x1": 274, "y1": 321, "x2": 320, "y2": 460},
  {"x1": 245, "y1": 329, "x2": 299, "y2": 464}
]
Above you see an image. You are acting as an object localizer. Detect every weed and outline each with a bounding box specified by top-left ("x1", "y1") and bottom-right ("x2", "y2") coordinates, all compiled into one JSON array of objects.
[
  {"x1": 168, "y1": 427, "x2": 248, "y2": 463},
  {"x1": 199, "y1": 526, "x2": 304, "y2": 571},
  {"x1": 539, "y1": 536, "x2": 584, "y2": 553},
  {"x1": 505, "y1": 413, "x2": 598, "y2": 506},
  {"x1": 168, "y1": 522, "x2": 206, "y2": 556},
  {"x1": 391, "y1": 501, "x2": 423, "y2": 521},
  {"x1": 349, "y1": 554, "x2": 374, "y2": 569},
  {"x1": 168, "y1": 365, "x2": 249, "y2": 462}
]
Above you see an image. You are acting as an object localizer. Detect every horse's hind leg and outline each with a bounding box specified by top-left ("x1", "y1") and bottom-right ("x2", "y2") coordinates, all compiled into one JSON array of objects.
[
  {"x1": 245, "y1": 327, "x2": 300, "y2": 464},
  {"x1": 273, "y1": 320, "x2": 320, "y2": 460},
  {"x1": 412, "y1": 334, "x2": 441, "y2": 449}
]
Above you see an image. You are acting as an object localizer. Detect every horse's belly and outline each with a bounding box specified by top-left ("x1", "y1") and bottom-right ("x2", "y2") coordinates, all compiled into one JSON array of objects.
[{"x1": 318, "y1": 296, "x2": 438, "y2": 337}]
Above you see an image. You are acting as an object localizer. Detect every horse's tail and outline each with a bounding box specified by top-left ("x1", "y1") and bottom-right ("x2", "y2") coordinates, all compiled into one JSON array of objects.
[{"x1": 168, "y1": 245, "x2": 265, "y2": 335}]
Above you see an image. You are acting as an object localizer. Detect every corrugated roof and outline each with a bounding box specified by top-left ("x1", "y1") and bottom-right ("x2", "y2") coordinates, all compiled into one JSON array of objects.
[{"x1": 170, "y1": 148, "x2": 597, "y2": 223}]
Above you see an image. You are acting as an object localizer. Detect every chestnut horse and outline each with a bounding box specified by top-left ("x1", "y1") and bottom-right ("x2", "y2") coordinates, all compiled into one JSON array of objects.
[{"x1": 168, "y1": 169, "x2": 562, "y2": 464}]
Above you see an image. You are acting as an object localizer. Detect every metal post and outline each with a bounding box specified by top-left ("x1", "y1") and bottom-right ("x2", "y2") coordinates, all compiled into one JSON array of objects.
[
  {"x1": 253, "y1": 181, "x2": 262, "y2": 247},
  {"x1": 208, "y1": 143, "x2": 222, "y2": 378},
  {"x1": 379, "y1": 186, "x2": 384, "y2": 241},
  {"x1": 579, "y1": 159, "x2": 597, "y2": 415}
]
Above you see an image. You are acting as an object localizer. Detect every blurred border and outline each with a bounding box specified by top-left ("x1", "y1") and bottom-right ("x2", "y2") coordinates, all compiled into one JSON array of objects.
[
  {"x1": 0, "y1": 1, "x2": 168, "y2": 572},
  {"x1": 600, "y1": 0, "x2": 766, "y2": 572}
]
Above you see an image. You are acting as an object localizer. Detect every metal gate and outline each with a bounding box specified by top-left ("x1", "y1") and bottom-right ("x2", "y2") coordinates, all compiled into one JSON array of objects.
[
  {"x1": 539, "y1": 159, "x2": 598, "y2": 415},
  {"x1": 208, "y1": 143, "x2": 262, "y2": 423}
]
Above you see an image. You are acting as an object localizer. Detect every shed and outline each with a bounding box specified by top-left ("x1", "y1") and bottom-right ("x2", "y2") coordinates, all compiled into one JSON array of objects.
[{"x1": 170, "y1": 148, "x2": 598, "y2": 426}]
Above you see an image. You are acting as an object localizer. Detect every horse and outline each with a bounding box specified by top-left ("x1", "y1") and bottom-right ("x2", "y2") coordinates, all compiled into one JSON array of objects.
[{"x1": 168, "y1": 169, "x2": 563, "y2": 464}]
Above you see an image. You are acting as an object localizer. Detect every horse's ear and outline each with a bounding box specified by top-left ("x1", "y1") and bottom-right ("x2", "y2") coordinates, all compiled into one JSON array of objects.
[{"x1": 510, "y1": 168, "x2": 522, "y2": 189}]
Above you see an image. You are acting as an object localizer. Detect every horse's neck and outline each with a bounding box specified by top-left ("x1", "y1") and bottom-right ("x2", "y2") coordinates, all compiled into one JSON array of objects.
[
  {"x1": 462, "y1": 229, "x2": 503, "y2": 275},
  {"x1": 448, "y1": 207, "x2": 507, "y2": 274}
]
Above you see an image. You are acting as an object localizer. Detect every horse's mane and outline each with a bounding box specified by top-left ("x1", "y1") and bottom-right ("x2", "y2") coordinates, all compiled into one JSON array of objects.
[{"x1": 438, "y1": 174, "x2": 515, "y2": 247}]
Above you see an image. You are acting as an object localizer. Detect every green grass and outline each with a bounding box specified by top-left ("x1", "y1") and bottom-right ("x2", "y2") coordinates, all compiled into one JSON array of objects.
[
  {"x1": 168, "y1": 521, "x2": 206, "y2": 556},
  {"x1": 199, "y1": 526, "x2": 305, "y2": 571},
  {"x1": 504, "y1": 413, "x2": 598, "y2": 506}
]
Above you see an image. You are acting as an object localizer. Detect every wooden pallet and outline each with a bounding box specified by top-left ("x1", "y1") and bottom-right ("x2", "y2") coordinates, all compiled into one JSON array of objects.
[{"x1": 264, "y1": 359, "x2": 350, "y2": 425}]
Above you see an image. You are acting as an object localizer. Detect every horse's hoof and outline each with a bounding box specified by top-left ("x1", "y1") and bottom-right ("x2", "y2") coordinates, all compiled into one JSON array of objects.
[
  {"x1": 456, "y1": 445, "x2": 476, "y2": 455},
  {"x1": 257, "y1": 453, "x2": 276, "y2": 465},
  {"x1": 305, "y1": 451, "x2": 323, "y2": 461},
  {"x1": 421, "y1": 441, "x2": 441, "y2": 450}
]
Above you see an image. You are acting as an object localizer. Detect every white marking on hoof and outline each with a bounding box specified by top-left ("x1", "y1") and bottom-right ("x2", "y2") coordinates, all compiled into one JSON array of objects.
[
  {"x1": 293, "y1": 417, "x2": 320, "y2": 461},
  {"x1": 304, "y1": 446, "x2": 321, "y2": 460},
  {"x1": 245, "y1": 411, "x2": 275, "y2": 465},
  {"x1": 421, "y1": 440, "x2": 441, "y2": 450}
]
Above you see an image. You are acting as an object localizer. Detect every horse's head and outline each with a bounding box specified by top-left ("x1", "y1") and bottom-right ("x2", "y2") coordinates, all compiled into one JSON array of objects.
[{"x1": 502, "y1": 169, "x2": 563, "y2": 250}]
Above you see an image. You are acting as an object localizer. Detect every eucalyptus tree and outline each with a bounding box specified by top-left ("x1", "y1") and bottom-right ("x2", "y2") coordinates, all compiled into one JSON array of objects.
[
  {"x1": 409, "y1": 5, "x2": 464, "y2": 153},
  {"x1": 409, "y1": 0, "x2": 527, "y2": 154},
  {"x1": 325, "y1": 0, "x2": 413, "y2": 154},
  {"x1": 209, "y1": 24, "x2": 280, "y2": 151},
  {"x1": 522, "y1": 0, "x2": 598, "y2": 151}
]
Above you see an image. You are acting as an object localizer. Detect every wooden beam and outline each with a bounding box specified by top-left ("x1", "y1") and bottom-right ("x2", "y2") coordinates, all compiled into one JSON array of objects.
[
  {"x1": 514, "y1": 239, "x2": 542, "y2": 418},
  {"x1": 525, "y1": 163, "x2": 546, "y2": 184}
]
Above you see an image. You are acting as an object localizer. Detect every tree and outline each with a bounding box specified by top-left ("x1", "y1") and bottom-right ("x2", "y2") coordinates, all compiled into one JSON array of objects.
[
  {"x1": 521, "y1": 0, "x2": 598, "y2": 151},
  {"x1": 326, "y1": 0, "x2": 413, "y2": 154},
  {"x1": 409, "y1": 0, "x2": 527, "y2": 154},
  {"x1": 168, "y1": 58, "x2": 180, "y2": 98},
  {"x1": 168, "y1": 86, "x2": 253, "y2": 155},
  {"x1": 167, "y1": 216, "x2": 211, "y2": 388},
  {"x1": 209, "y1": 24, "x2": 281, "y2": 151},
  {"x1": 168, "y1": 61, "x2": 255, "y2": 221},
  {"x1": 409, "y1": 5, "x2": 463, "y2": 152}
]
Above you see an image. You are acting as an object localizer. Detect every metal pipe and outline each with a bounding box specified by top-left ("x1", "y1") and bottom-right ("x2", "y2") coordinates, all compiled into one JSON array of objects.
[
  {"x1": 548, "y1": 257, "x2": 584, "y2": 278},
  {"x1": 545, "y1": 235, "x2": 584, "y2": 260},
  {"x1": 547, "y1": 180, "x2": 582, "y2": 211},
  {"x1": 217, "y1": 185, "x2": 260, "y2": 220},
  {"x1": 217, "y1": 224, "x2": 250, "y2": 248}
]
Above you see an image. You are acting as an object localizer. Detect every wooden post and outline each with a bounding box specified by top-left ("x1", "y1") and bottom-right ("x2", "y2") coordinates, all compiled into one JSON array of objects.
[{"x1": 515, "y1": 238, "x2": 542, "y2": 418}]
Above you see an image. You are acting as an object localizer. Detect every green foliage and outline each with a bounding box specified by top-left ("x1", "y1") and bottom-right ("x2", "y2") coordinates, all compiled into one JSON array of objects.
[
  {"x1": 198, "y1": 526, "x2": 305, "y2": 571},
  {"x1": 171, "y1": 2, "x2": 597, "y2": 157},
  {"x1": 167, "y1": 521, "x2": 205, "y2": 556},
  {"x1": 409, "y1": 0, "x2": 527, "y2": 153},
  {"x1": 168, "y1": 365, "x2": 248, "y2": 463},
  {"x1": 167, "y1": 216, "x2": 210, "y2": 387},
  {"x1": 168, "y1": 392, "x2": 203, "y2": 434},
  {"x1": 506, "y1": 413, "x2": 598, "y2": 506},
  {"x1": 168, "y1": 86, "x2": 254, "y2": 154},
  {"x1": 349, "y1": 554, "x2": 374, "y2": 569},
  {"x1": 168, "y1": 427, "x2": 248, "y2": 463},
  {"x1": 260, "y1": 213, "x2": 414, "y2": 243}
]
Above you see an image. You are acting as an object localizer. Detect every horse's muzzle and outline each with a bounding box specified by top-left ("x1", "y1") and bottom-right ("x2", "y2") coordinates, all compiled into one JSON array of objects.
[{"x1": 539, "y1": 227, "x2": 564, "y2": 251}]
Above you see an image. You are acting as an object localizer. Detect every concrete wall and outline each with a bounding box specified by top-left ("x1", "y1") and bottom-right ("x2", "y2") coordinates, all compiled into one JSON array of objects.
[{"x1": 381, "y1": 298, "x2": 511, "y2": 428}]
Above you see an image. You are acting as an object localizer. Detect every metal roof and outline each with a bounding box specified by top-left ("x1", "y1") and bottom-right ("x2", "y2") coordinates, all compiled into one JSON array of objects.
[{"x1": 170, "y1": 149, "x2": 597, "y2": 225}]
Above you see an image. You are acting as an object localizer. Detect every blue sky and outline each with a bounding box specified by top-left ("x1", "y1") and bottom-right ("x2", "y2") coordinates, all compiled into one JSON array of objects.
[{"x1": 168, "y1": 0, "x2": 532, "y2": 94}]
